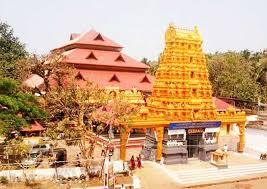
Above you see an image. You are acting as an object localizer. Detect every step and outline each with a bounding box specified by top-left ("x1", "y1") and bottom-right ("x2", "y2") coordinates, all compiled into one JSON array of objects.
[
  {"x1": 176, "y1": 165, "x2": 267, "y2": 177},
  {"x1": 180, "y1": 170, "x2": 267, "y2": 184},
  {"x1": 169, "y1": 164, "x2": 267, "y2": 183},
  {"x1": 177, "y1": 167, "x2": 267, "y2": 179},
  {"x1": 172, "y1": 163, "x2": 267, "y2": 175},
  {"x1": 177, "y1": 168, "x2": 267, "y2": 183}
]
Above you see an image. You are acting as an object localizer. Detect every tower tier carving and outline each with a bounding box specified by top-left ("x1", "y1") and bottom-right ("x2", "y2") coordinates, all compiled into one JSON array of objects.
[{"x1": 147, "y1": 24, "x2": 217, "y2": 121}]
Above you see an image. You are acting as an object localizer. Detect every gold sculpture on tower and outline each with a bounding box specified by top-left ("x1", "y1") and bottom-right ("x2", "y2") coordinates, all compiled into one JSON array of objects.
[
  {"x1": 119, "y1": 24, "x2": 246, "y2": 162},
  {"x1": 147, "y1": 24, "x2": 217, "y2": 121}
]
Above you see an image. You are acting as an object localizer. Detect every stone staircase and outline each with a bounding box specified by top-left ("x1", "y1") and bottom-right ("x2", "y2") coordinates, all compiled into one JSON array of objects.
[
  {"x1": 258, "y1": 111, "x2": 267, "y2": 127},
  {"x1": 156, "y1": 162, "x2": 267, "y2": 186},
  {"x1": 246, "y1": 111, "x2": 267, "y2": 129}
]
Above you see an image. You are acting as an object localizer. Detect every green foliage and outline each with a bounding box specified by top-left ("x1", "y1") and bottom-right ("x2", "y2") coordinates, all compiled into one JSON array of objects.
[
  {"x1": 141, "y1": 57, "x2": 159, "y2": 76},
  {"x1": 0, "y1": 78, "x2": 46, "y2": 136},
  {"x1": 207, "y1": 51, "x2": 267, "y2": 102},
  {"x1": 44, "y1": 81, "x2": 107, "y2": 139},
  {"x1": 0, "y1": 22, "x2": 27, "y2": 78},
  {"x1": 4, "y1": 138, "x2": 31, "y2": 162},
  {"x1": 0, "y1": 176, "x2": 8, "y2": 184}
]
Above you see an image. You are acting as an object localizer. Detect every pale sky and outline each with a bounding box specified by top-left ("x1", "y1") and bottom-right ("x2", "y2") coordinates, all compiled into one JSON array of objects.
[{"x1": 1, "y1": 0, "x2": 266, "y2": 60}]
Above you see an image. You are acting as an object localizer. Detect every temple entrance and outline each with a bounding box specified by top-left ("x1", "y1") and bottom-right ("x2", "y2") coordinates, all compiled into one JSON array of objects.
[{"x1": 187, "y1": 129, "x2": 203, "y2": 158}]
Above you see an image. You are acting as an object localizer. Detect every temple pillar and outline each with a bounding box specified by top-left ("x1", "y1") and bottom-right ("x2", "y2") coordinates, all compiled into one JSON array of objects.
[
  {"x1": 238, "y1": 123, "x2": 246, "y2": 152},
  {"x1": 155, "y1": 127, "x2": 164, "y2": 161},
  {"x1": 120, "y1": 127, "x2": 130, "y2": 161}
]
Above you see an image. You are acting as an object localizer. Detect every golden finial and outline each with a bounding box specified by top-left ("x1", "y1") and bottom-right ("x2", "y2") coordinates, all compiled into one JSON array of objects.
[
  {"x1": 165, "y1": 23, "x2": 176, "y2": 43},
  {"x1": 194, "y1": 25, "x2": 199, "y2": 33}
]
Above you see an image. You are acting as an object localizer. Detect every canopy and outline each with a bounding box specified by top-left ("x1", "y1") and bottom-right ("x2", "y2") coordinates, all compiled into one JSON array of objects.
[{"x1": 21, "y1": 121, "x2": 45, "y2": 132}]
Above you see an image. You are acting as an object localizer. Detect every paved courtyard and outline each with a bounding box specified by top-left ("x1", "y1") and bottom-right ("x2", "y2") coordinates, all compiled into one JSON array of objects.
[
  {"x1": 245, "y1": 128, "x2": 267, "y2": 158},
  {"x1": 132, "y1": 149, "x2": 267, "y2": 188}
]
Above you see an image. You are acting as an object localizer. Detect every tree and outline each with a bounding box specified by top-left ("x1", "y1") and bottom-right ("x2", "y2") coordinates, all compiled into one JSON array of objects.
[
  {"x1": 141, "y1": 57, "x2": 159, "y2": 76},
  {"x1": 4, "y1": 138, "x2": 31, "y2": 163},
  {"x1": 141, "y1": 57, "x2": 151, "y2": 65},
  {"x1": 0, "y1": 22, "x2": 27, "y2": 78},
  {"x1": 43, "y1": 80, "x2": 107, "y2": 176},
  {"x1": 0, "y1": 78, "x2": 46, "y2": 138},
  {"x1": 92, "y1": 90, "x2": 140, "y2": 136},
  {"x1": 44, "y1": 77, "x2": 139, "y2": 178},
  {"x1": 17, "y1": 51, "x2": 72, "y2": 93},
  {"x1": 241, "y1": 49, "x2": 251, "y2": 61},
  {"x1": 207, "y1": 51, "x2": 265, "y2": 102}
]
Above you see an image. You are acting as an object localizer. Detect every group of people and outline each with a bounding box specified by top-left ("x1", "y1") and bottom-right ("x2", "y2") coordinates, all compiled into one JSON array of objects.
[{"x1": 130, "y1": 154, "x2": 143, "y2": 170}]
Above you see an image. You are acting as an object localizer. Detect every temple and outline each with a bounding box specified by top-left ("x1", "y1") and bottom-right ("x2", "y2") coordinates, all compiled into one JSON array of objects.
[
  {"x1": 54, "y1": 29, "x2": 154, "y2": 93},
  {"x1": 119, "y1": 24, "x2": 246, "y2": 164}
]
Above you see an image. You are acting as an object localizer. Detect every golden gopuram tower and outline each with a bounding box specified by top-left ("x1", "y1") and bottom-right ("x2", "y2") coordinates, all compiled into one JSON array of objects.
[
  {"x1": 147, "y1": 24, "x2": 216, "y2": 121},
  {"x1": 119, "y1": 24, "x2": 246, "y2": 163}
]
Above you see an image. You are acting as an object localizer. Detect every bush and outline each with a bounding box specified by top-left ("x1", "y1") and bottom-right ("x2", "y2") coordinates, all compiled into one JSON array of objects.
[{"x1": 0, "y1": 176, "x2": 8, "y2": 184}]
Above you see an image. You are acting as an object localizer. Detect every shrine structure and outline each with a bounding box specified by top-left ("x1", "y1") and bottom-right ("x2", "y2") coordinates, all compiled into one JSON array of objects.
[
  {"x1": 119, "y1": 24, "x2": 246, "y2": 164},
  {"x1": 55, "y1": 29, "x2": 154, "y2": 93},
  {"x1": 26, "y1": 29, "x2": 153, "y2": 94}
]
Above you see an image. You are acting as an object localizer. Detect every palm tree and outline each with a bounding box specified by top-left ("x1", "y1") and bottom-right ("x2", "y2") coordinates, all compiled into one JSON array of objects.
[{"x1": 241, "y1": 49, "x2": 251, "y2": 60}]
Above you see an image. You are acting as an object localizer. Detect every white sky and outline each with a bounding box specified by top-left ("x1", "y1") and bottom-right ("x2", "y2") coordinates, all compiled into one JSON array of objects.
[{"x1": 1, "y1": 0, "x2": 266, "y2": 60}]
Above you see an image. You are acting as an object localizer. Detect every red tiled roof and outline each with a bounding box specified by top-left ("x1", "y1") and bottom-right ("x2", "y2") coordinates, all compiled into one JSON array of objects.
[
  {"x1": 76, "y1": 70, "x2": 154, "y2": 91},
  {"x1": 70, "y1": 33, "x2": 80, "y2": 40},
  {"x1": 63, "y1": 49, "x2": 149, "y2": 70},
  {"x1": 21, "y1": 121, "x2": 45, "y2": 132},
  {"x1": 58, "y1": 29, "x2": 123, "y2": 50},
  {"x1": 212, "y1": 97, "x2": 232, "y2": 110}
]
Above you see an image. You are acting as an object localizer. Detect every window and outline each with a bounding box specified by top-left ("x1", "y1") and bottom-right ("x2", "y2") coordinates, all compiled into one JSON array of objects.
[
  {"x1": 204, "y1": 132, "x2": 216, "y2": 140},
  {"x1": 140, "y1": 75, "x2": 150, "y2": 83},
  {"x1": 75, "y1": 72, "x2": 84, "y2": 80},
  {"x1": 188, "y1": 44, "x2": 191, "y2": 50},
  {"x1": 109, "y1": 74, "x2": 120, "y2": 82},
  {"x1": 168, "y1": 134, "x2": 184, "y2": 141},
  {"x1": 190, "y1": 71, "x2": 194, "y2": 78},
  {"x1": 168, "y1": 135, "x2": 176, "y2": 140},
  {"x1": 94, "y1": 33, "x2": 104, "y2": 41},
  {"x1": 177, "y1": 134, "x2": 184, "y2": 141},
  {"x1": 190, "y1": 57, "x2": 193, "y2": 63},
  {"x1": 193, "y1": 109, "x2": 198, "y2": 119},
  {"x1": 226, "y1": 124, "x2": 231, "y2": 134},
  {"x1": 115, "y1": 54, "x2": 125, "y2": 62},
  {"x1": 192, "y1": 89, "x2": 197, "y2": 96},
  {"x1": 86, "y1": 52, "x2": 97, "y2": 60}
]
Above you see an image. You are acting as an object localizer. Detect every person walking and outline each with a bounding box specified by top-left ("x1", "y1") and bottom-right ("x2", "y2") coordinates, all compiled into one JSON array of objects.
[
  {"x1": 138, "y1": 154, "x2": 143, "y2": 168},
  {"x1": 130, "y1": 155, "x2": 135, "y2": 170},
  {"x1": 137, "y1": 156, "x2": 141, "y2": 168}
]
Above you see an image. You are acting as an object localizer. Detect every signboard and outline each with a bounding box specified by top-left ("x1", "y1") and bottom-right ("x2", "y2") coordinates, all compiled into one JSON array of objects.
[
  {"x1": 168, "y1": 129, "x2": 186, "y2": 135},
  {"x1": 169, "y1": 121, "x2": 221, "y2": 130},
  {"x1": 187, "y1": 128, "x2": 204, "y2": 134},
  {"x1": 205, "y1": 127, "x2": 220, "y2": 133}
]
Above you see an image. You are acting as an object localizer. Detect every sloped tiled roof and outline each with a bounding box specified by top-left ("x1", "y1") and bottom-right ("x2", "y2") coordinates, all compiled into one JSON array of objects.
[
  {"x1": 70, "y1": 33, "x2": 80, "y2": 40},
  {"x1": 212, "y1": 97, "x2": 232, "y2": 110},
  {"x1": 57, "y1": 29, "x2": 123, "y2": 50},
  {"x1": 21, "y1": 121, "x2": 45, "y2": 132},
  {"x1": 76, "y1": 70, "x2": 154, "y2": 91},
  {"x1": 63, "y1": 49, "x2": 149, "y2": 70}
]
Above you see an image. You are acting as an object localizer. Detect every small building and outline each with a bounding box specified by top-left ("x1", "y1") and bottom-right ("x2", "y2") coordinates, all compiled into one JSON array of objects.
[
  {"x1": 54, "y1": 29, "x2": 154, "y2": 93},
  {"x1": 20, "y1": 121, "x2": 45, "y2": 137}
]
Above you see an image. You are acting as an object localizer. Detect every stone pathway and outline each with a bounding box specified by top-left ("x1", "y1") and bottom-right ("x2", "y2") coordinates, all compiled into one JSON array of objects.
[
  {"x1": 133, "y1": 161, "x2": 182, "y2": 189},
  {"x1": 159, "y1": 162, "x2": 267, "y2": 186},
  {"x1": 133, "y1": 152, "x2": 266, "y2": 188}
]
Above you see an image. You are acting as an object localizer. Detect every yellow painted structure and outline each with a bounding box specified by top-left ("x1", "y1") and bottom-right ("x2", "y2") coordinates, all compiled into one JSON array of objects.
[{"x1": 120, "y1": 24, "x2": 246, "y2": 161}]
